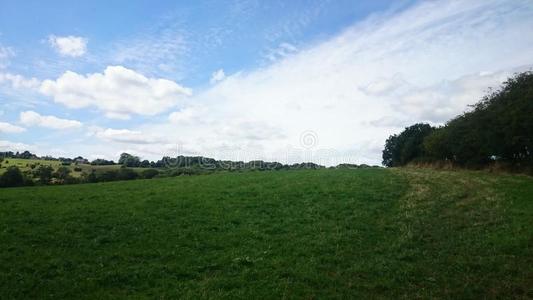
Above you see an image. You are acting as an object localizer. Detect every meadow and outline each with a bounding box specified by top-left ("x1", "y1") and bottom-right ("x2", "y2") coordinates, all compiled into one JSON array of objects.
[
  {"x1": 0, "y1": 158, "x2": 146, "y2": 178},
  {"x1": 0, "y1": 168, "x2": 531, "y2": 298},
  {"x1": 0, "y1": 158, "x2": 65, "y2": 175}
]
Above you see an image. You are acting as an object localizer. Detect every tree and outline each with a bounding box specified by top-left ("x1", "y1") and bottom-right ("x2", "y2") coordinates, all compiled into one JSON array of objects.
[
  {"x1": 423, "y1": 127, "x2": 451, "y2": 160},
  {"x1": 90, "y1": 158, "x2": 115, "y2": 165},
  {"x1": 36, "y1": 165, "x2": 54, "y2": 184},
  {"x1": 382, "y1": 123, "x2": 434, "y2": 167},
  {"x1": 53, "y1": 166, "x2": 71, "y2": 183},
  {"x1": 382, "y1": 134, "x2": 399, "y2": 167},
  {"x1": 118, "y1": 153, "x2": 141, "y2": 167},
  {"x1": 381, "y1": 71, "x2": 533, "y2": 169},
  {"x1": 0, "y1": 166, "x2": 25, "y2": 187}
]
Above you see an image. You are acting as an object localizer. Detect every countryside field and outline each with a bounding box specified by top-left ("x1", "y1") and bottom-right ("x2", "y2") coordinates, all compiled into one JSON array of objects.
[
  {"x1": 0, "y1": 168, "x2": 531, "y2": 299},
  {"x1": 0, "y1": 158, "x2": 147, "y2": 178}
]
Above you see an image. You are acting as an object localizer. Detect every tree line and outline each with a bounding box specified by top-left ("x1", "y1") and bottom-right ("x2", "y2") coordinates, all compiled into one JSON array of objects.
[
  {"x1": 1, "y1": 151, "x2": 381, "y2": 188},
  {"x1": 382, "y1": 71, "x2": 533, "y2": 172}
]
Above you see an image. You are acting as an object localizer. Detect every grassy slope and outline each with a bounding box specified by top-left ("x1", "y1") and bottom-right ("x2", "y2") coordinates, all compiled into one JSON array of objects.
[
  {"x1": 0, "y1": 158, "x2": 63, "y2": 174},
  {"x1": 0, "y1": 158, "x2": 145, "y2": 177},
  {"x1": 0, "y1": 169, "x2": 531, "y2": 299}
]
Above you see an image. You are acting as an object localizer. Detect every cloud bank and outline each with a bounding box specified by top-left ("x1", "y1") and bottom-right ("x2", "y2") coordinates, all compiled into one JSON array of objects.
[{"x1": 128, "y1": 0, "x2": 532, "y2": 165}]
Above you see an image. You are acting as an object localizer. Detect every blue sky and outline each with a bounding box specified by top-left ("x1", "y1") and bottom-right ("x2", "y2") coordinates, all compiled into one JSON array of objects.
[{"x1": 1, "y1": 0, "x2": 533, "y2": 165}]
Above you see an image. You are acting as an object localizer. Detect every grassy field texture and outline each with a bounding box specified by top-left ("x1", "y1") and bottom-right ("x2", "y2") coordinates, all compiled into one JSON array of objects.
[{"x1": 0, "y1": 168, "x2": 531, "y2": 298}]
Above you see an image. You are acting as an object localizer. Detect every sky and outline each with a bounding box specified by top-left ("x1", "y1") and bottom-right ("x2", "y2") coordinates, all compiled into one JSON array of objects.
[{"x1": 1, "y1": 0, "x2": 532, "y2": 165}]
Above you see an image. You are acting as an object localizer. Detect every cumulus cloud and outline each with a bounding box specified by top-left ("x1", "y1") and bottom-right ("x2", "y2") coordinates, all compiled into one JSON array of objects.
[
  {"x1": 20, "y1": 111, "x2": 82, "y2": 130},
  {"x1": 48, "y1": 35, "x2": 88, "y2": 57},
  {"x1": 0, "y1": 121, "x2": 26, "y2": 133},
  {"x1": 40, "y1": 66, "x2": 192, "y2": 119},
  {"x1": 210, "y1": 69, "x2": 225, "y2": 84}
]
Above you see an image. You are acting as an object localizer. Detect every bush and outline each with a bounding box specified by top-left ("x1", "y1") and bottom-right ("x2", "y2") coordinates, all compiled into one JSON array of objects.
[
  {"x1": 54, "y1": 166, "x2": 71, "y2": 182},
  {"x1": 117, "y1": 168, "x2": 138, "y2": 180},
  {"x1": 64, "y1": 176, "x2": 80, "y2": 184},
  {"x1": 0, "y1": 166, "x2": 25, "y2": 187},
  {"x1": 97, "y1": 170, "x2": 118, "y2": 182},
  {"x1": 35, "y1": 165, "x2": 54, "y2": 185},
  {"x1": 141, "y1": 169, "x2": 159, "y2": 179}
]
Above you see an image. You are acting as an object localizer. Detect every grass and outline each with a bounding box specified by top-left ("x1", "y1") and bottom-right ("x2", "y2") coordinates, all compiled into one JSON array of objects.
[
  {"x1": 0, "y1": 158, "x2": 145, "y2": 178},
  {"x1": 0, "y1": 168, "x2": 531, "y2": 298},
  {"x1": 0, "y1": 158, "x2": 63, "y2": 174}
]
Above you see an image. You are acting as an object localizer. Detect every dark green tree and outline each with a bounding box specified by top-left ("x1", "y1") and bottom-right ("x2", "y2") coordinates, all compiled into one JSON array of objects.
[
  {"x1": 0, "y1": 166, "x2": 25, "y2": 187},
  {"x1": 382, "y1": 123, "x2": 434, "y2": 167},
  {"x1": 53, "y1": 166, "x2": 71, "y2": 183},
  {"x1": 118, "y1": 153, "x2": 141, "y2": 167},
  {"x1": 36, "y1": 165, "x2": 54, "y2": 184}
]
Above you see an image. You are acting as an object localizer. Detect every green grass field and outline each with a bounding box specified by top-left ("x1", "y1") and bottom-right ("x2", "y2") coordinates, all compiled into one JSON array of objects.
[{"x1": 0, "y1": 168, "x2": 531, "y2": 299}]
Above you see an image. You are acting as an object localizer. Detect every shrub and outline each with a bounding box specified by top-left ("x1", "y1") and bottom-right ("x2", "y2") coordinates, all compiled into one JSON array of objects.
[
  {"x1": 141, "y1": 169, "x2": 159, "y2": 179},
  {"x1": 35, "y1": 165, "x2": 54, "y2": 185},
  {"x1": 0, "y1": 166, "x2": 25, "y2": 187},
  {"x1": 117, "y1": 168, "x2": 138, "y2": 180}
]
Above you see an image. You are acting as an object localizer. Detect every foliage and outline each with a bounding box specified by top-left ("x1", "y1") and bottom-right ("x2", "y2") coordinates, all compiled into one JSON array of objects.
[
  {"x1": 0, "y1": 166, "x2": 25, "y2": 187},
  {"x1": 35, "y1": 165, "x2": 54, "y2": 185},
  {"x1": 53, "y1": 166, "x2": 71, "y2": 182},
  {"x1": 90, "y1": 158, "x2": 115, "y2": 165},
  {"x1": 118, "y1": 153, "x2": 141, "y2": 167},
  {"x1": 140, "y1": 168, "x2": 159, "y2": 179},
  {"x1": 382, "y1": 123, "x2": 434, "y2": 167}
]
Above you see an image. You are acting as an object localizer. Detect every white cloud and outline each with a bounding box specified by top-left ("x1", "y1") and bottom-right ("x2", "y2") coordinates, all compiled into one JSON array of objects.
[
  {"x1": 20, "y1": 111, "x2": 82, "y2": 130},
  {"x1": 48, "y1": 35, "x2": 88, "y2": 57},
  {"x1": 110, "y1": 19, "x2": 187, "y2": 78},
  {"x1": 264, "y1": 42, "x2": 298, "y2": 62},
  {"x1": 0, "y1": 73, "x2": 40, "y2": 89},
  {"x1": 144, "y1": 0, "x2": 533, "y2": 165},
  {"x1": 0, "y1": 45, "x2": 15, "y2": 69},
  {"x1": 210, "y1": 69, "x2": 225, "y2": 84},
  {"x1": 0, "y1": 121, "x2": 26, "y2": 133},
  {"x1": 0, "y1": 140, "x2": 33, "y2": 152},
  {"x1": 88, "y1": 126, "x2": 166, "y2": 144},
  {"x1": 10, "y1": 0, "x2": 533, "y2": 165},
  {"x1": 394, "y1": 71, "x2": 516, "y2": 123},
  {"x1": 40, "y1": 66, "x2": 192, "y2": 119},
  {"x1": 168, "y1": 106, "x2": 203, "y2": 124}
]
